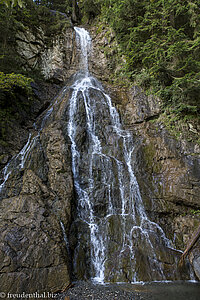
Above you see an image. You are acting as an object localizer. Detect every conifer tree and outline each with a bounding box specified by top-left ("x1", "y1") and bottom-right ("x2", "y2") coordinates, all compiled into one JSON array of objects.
[{"x1": 0, "y1": 0, "x2": 24, "y2": 8}]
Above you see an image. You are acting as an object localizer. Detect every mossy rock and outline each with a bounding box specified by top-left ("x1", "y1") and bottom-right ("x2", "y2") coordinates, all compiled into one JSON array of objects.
[{"x1": 142, "y1": 142, "x2": 162, "y2": 173}]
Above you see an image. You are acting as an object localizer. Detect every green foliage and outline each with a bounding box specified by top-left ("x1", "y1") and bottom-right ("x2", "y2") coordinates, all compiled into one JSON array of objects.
[
  {"x1": 0, "y1": 1, "x2": 53, "y2": 143},
  {"x1": 0, "y1": 0, "x2": 70, "y2": 74},
  {"x1": 0, "y1": 72, "x2": 33, "y2": 141},
  {"x1": 34, "y1": 0, "x2": 74, "y2": 16},
  {"x1": 79, "y1": 0, "x2": 101, "y2": 23},
  {"x1": 0, "y1": 0, "x2": 24, "y2": 8},
  {"x1": 0, "y1": 72, "x2": 32, "y2": 94},
  {"x1": 158, "y1": 105, "x2": 199, "y2": 143},
  {"x1": 97, "y1": 0, "x2": 200, "y2": 120},
  {"x1": 190, "y1": 209, "x2": 200, "y2": 216},
  {"x1": 0, "y1": 0, "x2": 73, "y2": 146}
]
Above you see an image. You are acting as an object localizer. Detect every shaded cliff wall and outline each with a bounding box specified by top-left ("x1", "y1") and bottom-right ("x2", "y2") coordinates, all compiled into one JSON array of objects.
[
  {"x1": 0, "y1": 18, "x2": 76, "y2": 170},
  {"x1": 0, "y1": 21, "x2": 78, "y2": 293},
  {"x1": 103, "y1": 82, "x2": 200, "y2": 280}
]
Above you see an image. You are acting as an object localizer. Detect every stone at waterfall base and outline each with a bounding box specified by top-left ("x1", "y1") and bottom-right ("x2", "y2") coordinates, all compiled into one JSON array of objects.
[{"x1": 56, "y1": 280, "x2": 200, "y2": 300}]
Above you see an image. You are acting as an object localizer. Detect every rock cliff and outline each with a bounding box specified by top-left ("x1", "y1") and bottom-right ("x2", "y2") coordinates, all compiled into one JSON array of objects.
[
  {"x1": 0, "y1": 22, "x2": 77, "y2": 293},
  {"x1": 89, "y1": 25, "x2": 200, "y2": 280},
  {"x1": 0, "y1": 21, "x2": 200, "y2": 294},
  {"x1": 0, "y1": 88, "x2": 74, "y2": 292},
  {"x1": 105, "y1": 82, "x2": 200, "y2": 280}
]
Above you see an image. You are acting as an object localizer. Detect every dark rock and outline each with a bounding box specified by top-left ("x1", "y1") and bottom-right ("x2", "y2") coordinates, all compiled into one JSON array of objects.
[{"x1": 0, "y1": 91, "x2": 74, "y2": 293}]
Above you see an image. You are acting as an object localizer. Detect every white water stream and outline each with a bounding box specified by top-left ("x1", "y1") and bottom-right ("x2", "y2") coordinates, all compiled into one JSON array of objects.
[
  {"x1": 68, "y1": 27, "x2": 180, "y2": 283},
  {"x1": 0, "y1": 86, "x2": 67, "y2": 194},
  {"x1": 0, "y1": 26, "x2": 189, "y2": 284}
]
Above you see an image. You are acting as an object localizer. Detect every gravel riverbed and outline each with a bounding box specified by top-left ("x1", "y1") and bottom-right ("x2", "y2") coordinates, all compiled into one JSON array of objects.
[{"x1": 56, "y1": 280, "x2": 200, "y2": 300}]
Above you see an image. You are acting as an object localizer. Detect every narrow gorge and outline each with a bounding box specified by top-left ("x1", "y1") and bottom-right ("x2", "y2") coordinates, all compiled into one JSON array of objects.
[{"x1": 0, "y1": 23, "x2": 200, "y2": 296}]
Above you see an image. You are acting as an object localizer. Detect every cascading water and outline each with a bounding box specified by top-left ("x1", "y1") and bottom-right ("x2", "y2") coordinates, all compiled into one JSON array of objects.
[
  {"x1": 68, "y1": 27, "x2": 186, "y2": 283},
  {"x1": 0, "y1": 87, "x2": 67, "y2": 196},
  {"x1": 0, "y1": 26, "x2": 191, "y2": 286}
]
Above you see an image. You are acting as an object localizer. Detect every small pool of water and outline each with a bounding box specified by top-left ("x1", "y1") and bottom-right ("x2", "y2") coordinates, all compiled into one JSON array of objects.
[{"x1": 117, "y1": 281, "x2": 200, "y2": 300}]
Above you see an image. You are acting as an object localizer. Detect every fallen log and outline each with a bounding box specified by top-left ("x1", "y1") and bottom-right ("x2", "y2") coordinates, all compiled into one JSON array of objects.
[{"x1": 179, "y1": 223, "x2": 200, "y2": 265}]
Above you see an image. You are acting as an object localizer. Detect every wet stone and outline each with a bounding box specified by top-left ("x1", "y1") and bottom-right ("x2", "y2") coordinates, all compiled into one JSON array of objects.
[{"x1": 56, "y1": 280, "x2": 200, "y2": 300}]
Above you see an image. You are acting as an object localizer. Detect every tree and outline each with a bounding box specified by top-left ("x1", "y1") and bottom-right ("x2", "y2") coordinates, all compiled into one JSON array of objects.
[
  {"x1": 79, "y1": 0, "x2": 101, "y2": 23},
  {"x1": 100, "y1": 0, "x2": 200, "y2": 113},
  {"x1": 0, "y1": 0, "x2": 24, "y2": 8}
]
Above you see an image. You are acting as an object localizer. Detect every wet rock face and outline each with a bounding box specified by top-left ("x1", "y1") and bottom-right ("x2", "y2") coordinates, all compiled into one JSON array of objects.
[
  {"x1": 65, "y1": 72, "x2": 192, "y2": 282},
  {"x1": 0, "y1": 191, "x2": 70, "y2": 293},
  {"x1": 114, "y1": 85, "x2": 200, "y2": 279},
  {"x1": 190, "y1": 240, "x2": 200, "y2": 280},
  {"x1": 1, "y1": 23, "x2": 200, "y2": 291},
  {"x1": 0, "y1": 81, "x2": 61, "y2": 169},
  {"x1": 0, "y1": 91, "x2": 74, "y2": 293},
  {"x1": 0, "y1": 25, "x2": 91, "y2": 293},
  {"x1": 1, "y1": 24, "x2": 114, "y2": 167},
  {"x1": 0, "y1": 23, "x2": 78, "y2": 170},
  {"x1": 122, "y1": 86, "x2": 161, "y2": 124}
]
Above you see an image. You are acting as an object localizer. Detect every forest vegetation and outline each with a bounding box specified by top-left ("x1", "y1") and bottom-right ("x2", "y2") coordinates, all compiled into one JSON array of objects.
[{"x1": 0, "y1": 0, "x2": 199, "y2": 144}]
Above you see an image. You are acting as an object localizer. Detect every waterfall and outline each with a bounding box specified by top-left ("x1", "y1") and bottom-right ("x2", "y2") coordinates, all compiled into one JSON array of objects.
[
  {"x1": 68, "y1": 27, "x2": 181, "y2": 283},
  {"x1": 74, "y1": 27, "x2": 91, "y2": 74},
  {"x1": 0, "y1": 26, "x2": 190, "y2": 285},
  {"x1": 0, "y1": 87, "x2": 67, "y2": 195}
]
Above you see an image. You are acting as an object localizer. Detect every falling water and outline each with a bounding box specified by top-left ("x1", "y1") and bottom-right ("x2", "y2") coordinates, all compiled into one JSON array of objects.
[
  {"x1": 74, "y1": 27, "x2": 91, "y2": 74},
  {"x1": 68, "y1": 27, "x2": 183, "y2": 283},
  {"x1": 0, "y1": 86, "x2": 67, "y2": 195},
  {"x1": 0, "y1": 133, "x2": 38, "y2": 194},
  {"x1": 60, "y1": 220, "x2": 70, "y2": 254},
  {"x1": 0, "y1": 26, "x2": 189, "y2": 284}
]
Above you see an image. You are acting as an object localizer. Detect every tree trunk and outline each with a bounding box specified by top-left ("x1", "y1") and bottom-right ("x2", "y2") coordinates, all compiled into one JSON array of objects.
[
  {"x1": 72, "y1": 0, "x2": 80, "y2": 23},
  {"x1": 179, "y1": 224, "x2": 200, "y2": 265}
]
